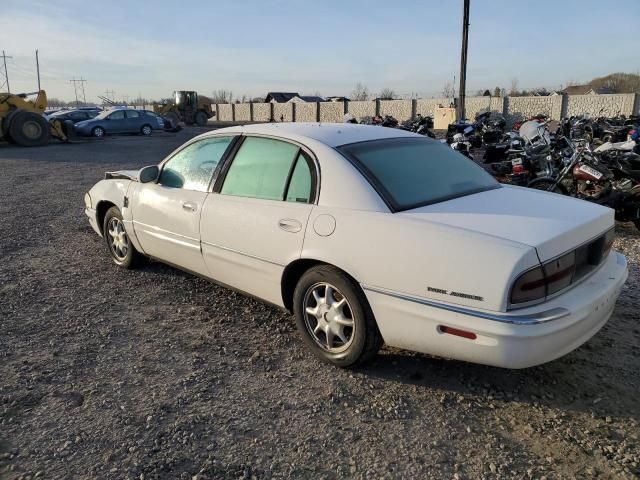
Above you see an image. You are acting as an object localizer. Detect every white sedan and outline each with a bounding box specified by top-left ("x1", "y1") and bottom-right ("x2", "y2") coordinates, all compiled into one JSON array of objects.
[{"x1": 85, "y1": 123, "x2": 628, "y2": 368}]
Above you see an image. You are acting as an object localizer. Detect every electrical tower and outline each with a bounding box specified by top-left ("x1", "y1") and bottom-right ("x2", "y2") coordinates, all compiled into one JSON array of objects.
[
  {"x1": 70, "y1": 77, "x2": 87, "y2": 106},
  {"x1": 1, "y1": 50, "x2": 13, "y2": 93}
]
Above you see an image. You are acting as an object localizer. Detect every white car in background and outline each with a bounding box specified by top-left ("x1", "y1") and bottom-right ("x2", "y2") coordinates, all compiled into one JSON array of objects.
[{"x1": 84, "y1": 123, "x2": 628, "y2": 368}]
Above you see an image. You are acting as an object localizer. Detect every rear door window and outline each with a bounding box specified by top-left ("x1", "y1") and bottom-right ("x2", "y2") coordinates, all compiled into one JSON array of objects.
[{"x1": 220, "y1": 137, "x2": 299, "y2": 201}]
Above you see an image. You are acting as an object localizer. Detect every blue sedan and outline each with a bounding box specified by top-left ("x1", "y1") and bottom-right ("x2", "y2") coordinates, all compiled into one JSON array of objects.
[{"x1": 74, "y1": 109, "x2": 164, "y2": 137}]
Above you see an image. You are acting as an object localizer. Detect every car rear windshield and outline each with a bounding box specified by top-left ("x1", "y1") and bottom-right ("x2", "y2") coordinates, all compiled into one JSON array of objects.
[{"x1": 338, "y1": 137, "x2": 499, "y2": 211}]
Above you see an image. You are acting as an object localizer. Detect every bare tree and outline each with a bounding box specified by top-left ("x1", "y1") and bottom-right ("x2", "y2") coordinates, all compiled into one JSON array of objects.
[
  {"x1": 210, "y1": 89, "x2": 234, "y2": 104},
  {"x1": 493, "y1": 86, "x2": 502, "y2": 97},
  {"x1": 351, "y1": 82, "x2": 370, "y2": 101},
  {"x1": 378, "y1": 88, "x2": 396, "y2": 100},
  {"x1": 442, "y1": 81, "x2": 455, "y2": 99},
  {"x1": 509, "y1": 78, "x2": 519, "y2": 96}
]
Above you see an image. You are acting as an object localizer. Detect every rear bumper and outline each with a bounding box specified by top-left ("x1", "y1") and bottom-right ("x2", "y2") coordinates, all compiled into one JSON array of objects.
[{"x1": 364, "y1": 252, "x2": 628, "y2": 369}]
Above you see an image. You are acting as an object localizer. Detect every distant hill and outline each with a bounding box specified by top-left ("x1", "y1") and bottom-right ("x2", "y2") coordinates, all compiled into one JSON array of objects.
[{"x1": 588, "y1": 72, "x2": 640, "y2": 94}]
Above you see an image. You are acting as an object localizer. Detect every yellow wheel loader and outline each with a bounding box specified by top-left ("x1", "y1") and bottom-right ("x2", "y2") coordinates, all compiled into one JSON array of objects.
[
  {"x1": 153, "y1": 91, "x2": 215, "y2": 129},
  {"x1": 0, "y1": 90, "x2": 75, "y2": 147}
]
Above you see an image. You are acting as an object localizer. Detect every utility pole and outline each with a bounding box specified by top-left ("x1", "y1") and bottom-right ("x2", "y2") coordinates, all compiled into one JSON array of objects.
[
  {"x1": 70, "y1": 77, "x2": 87, "y2": 106},
  {"x1": 35, "y1": 49, "x2": 41, "y2": 91},
  {"x1": 105, "y1": 90, "x2": 115, "y2": 102},
  {"x1": 457, "y1": 0, "x2": 470, "y2": 121},
  {"x1": 1, "y1": 50, "x2": 13, "y2": 93}
]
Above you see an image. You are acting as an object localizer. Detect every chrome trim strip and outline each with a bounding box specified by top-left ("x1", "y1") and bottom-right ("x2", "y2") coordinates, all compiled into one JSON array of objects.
[
  {"x1": 145, "y1": 230, "x2": 200, "y2": 250},
  {"x1": 201, "y1": 240, "x2": 285, "y2": 267},
  {"x1": 361, "y1": 284, "x2": 570, "y2": 325},
  {"x1": 133, "y1": 220, "x2": 199, "y2": 243}
]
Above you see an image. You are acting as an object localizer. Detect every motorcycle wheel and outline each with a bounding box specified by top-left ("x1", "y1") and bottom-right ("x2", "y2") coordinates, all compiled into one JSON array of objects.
[{"x1": 528, "y1": 178, "x2": 567, "y2": 195}]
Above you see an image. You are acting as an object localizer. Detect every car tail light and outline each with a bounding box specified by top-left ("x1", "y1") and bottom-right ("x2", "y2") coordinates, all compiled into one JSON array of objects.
[
  {"x1": 544, "y1": 251, "x2": 575, "y2": 295},
  {"x1": 510, "y1": 229, "x2": 614, "y2": 308},
  {"x1": 510, "y1": 265, "x2": 546, "y2": 304}
]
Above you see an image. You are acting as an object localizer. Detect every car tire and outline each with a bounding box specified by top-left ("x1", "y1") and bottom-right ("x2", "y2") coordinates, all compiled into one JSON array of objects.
[
  {"x1": 140, "y1": 124, "x2": 152, "y2": 136},
  {"x1": 293, "y1": 265, "x2": 383, "y2": 367},
  {"x1": 195, "y1": 111, "x2": 208, "y2": 127},
  {"x1": 8, "y1": 111, "x2": 50, "y2": 147},
  {"x1": 102, "y1": 206, "x2": 146, "y2": 269},
  {"x1": 92, "y1": 126, "x2": 105, "y2": 138}
]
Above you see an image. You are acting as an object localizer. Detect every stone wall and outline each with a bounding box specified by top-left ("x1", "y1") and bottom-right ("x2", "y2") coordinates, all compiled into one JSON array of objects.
[
  {"x1": 218, "y1": 103, "x2": 232, "y2": 121},
  {"x1": 213, "y1": 93, "x2": 639, "y2": 125},
  {"x1": 319, "y1": 102, "x2": 343, "y2": 123},
  {"x1": 295, "y1": 102, "x2": 317, "y2": 122},
  {"x1": 565, "y1": 94, "x2": 636, "y2": 118},
  {"x1": 415, "y1": 98, "x2": 450, "y2": 117},
  {"x1": 380, "y1": 100, "x2": 413, "y2": 122},
  {"x1": 234, "y1": 103, "x2": 250, "y2": 122},
  {"x1": 253, "y1": 103, "x2": 271, "y2": 122},
  {"x1": 273, "y1": 102, "x2": 293, "y2": 122},
  {"x1": 504, "y1": 95, "x2": 563, "y2": 124},
  {"x1": 348, "y1": 100, "x2": 376, "y2": 121}
]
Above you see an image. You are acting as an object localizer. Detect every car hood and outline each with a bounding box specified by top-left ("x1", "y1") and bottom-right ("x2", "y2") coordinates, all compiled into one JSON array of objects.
[
  {"x1": 398, "y1": 184, "x2": 613, "y2": 261},
  {"x1": 75, "y1": 120, "x2": 92, "y2": 127}
]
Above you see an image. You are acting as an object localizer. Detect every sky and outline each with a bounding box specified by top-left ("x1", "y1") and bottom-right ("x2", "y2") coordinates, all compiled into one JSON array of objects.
[{"x1": 1, "y1": 0, "x2": 638, "y2": 103}]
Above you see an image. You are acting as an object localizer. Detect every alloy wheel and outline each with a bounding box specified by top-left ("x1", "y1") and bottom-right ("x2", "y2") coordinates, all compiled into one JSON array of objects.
[
  {"x1": 107, "y1": 217, "x2": 129, "y2": 261},
  {"x1": 303, "y1": 282, "x2": 355, "y2": 353}
]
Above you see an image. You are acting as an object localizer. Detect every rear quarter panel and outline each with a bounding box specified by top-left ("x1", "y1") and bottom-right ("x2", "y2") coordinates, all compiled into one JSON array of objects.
[{"x1": 301, "y1": 206, "x2": 540, "y2": 312}]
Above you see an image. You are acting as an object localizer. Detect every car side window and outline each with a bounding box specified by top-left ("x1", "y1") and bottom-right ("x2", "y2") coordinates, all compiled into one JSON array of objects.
[
  {"x1": 108, "y1": 110, "x2": 125, "y2": 120},
  {"x1": 126, "y1": 110, "x2": 140, "y2": 119},
  {"x1": 285, "y1": 154, "x2": 312, "y2": 203},
  {"x1": 158, "y1": 136, "x2": 234, "y2": 192},
  {"x1": 220, "y1": 137, "x2": 299, "y2": 201}
]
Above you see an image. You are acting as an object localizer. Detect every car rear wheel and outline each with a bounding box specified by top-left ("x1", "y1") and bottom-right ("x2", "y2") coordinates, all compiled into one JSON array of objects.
[
  {"x1": 92, "y1": 126, "x2": 105, "y2": 138},
  {"x1": 102, "y1": 206, "x2": 145, "y2": 269},
  {"x1": 293, "y1": 265, "x2": 383, "y2": 367},
  {"x1": 140, "y1": 124, "x2": 152, "y2": 136}
]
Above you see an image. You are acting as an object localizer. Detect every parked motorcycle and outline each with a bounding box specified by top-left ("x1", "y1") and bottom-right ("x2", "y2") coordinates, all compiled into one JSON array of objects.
[
  {"x1": 400, "y1": 114, "x2": 435, "y2": 138},
  {"x1": 528, "y1": 143, "x2": 640, "y2": 231}
]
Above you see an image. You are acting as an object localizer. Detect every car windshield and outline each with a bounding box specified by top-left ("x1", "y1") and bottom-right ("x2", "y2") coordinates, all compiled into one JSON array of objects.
[{"x1": 339, "y1": 137, "x2": 499, "y2": 211}]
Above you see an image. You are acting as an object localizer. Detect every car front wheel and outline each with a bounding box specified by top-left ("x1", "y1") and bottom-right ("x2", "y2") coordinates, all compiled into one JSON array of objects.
[
  {"x1": 140, "y1": 124, "x2": 152, "y2": 136},
  {"x1": 92, "y1": 126, "x2": 105, "y2": 138},
  {"x1": 102, "y1": 206, "x2": 145, "y2": 268},
  {"x1": 293, "y1": 265, "x2": 383, "y2": 367}
]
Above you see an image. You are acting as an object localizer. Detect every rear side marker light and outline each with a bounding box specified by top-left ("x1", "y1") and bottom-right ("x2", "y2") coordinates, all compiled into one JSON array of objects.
[{"x1": 438, "y1": 326, "x2": 477, "y2": 340}]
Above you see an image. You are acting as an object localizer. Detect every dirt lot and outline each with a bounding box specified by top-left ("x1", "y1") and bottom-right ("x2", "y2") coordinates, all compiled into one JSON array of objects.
[{"x1": 1, "y1": 130, "x2": 639, "y2": 480}]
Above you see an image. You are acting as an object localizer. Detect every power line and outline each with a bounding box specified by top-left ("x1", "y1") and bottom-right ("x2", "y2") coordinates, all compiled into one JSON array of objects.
[{"x1": 1, "y1": 50, "x2": 13, "y2": 93}]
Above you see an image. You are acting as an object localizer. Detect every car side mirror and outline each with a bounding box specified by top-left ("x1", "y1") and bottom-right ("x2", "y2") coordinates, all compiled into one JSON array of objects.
[{"x1": 139, "y1": 165, "x2": 159, "y2": 183}]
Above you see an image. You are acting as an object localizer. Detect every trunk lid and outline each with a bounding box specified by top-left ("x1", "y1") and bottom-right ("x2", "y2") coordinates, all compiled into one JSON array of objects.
[{"x1": 398, "y1": 185, "x2": 613, "y2": 261}]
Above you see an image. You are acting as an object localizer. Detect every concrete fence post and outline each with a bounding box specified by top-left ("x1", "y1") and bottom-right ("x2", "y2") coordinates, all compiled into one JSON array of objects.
[
  {"x1": 375, "y1": 98, "x2": 381, "y2": 117},
  {"x1": 316, "y1": 102, "x2": 320, "y2": 122},
  {"x1": 411, "y1": 99, "x2": 417, "y2": 120},
  {"x1": 249, "y1": 102, "x2": 254, "y2": 122},
  {"x1": 560, "y1": 94, "x2": 569, "y2": 120},
  {"x1": 292, "y1": 102, "x2": 297, "y2": 122},
  {"x1": 231, "y1": 103, "x2": 236, "y2": 122},
  {"x1": 215, "y1": 103, "x2": 219, "y2": 121},
  {"x1": 270, "y1": 102, "x2": 274, "y2": 122},
  {"x1": 343, "y1": 100, "x2": 348, "y2": 115}
]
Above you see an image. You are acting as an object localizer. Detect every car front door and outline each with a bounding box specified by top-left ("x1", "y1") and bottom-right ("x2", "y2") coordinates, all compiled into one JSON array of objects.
[
  {"x1": 130, "y1": 136, "x2": 235, "y2": 275},
  {"x1": 105, "y1": 110, "x2": 127, "y2": 133},
  {"x1": 201, "y1": 136, "x2": 317, "y2": 306}
]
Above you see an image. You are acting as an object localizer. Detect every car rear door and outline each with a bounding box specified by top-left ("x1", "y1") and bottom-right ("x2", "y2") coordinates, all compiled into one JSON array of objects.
[
  {"x1": 200, "y1": 136, "x2": 317, "y2": 306},
  {"x1": 130, "y1": 136, "x2": 236, "y2": 275},
  {"x1": 124, "y1": 110, "x2": 143, "y2": 132}
]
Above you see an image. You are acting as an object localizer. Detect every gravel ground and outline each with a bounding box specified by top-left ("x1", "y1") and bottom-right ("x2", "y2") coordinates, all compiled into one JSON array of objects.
[{"x1": 0, "y1": 129, "x2": 639, "y2": 480}]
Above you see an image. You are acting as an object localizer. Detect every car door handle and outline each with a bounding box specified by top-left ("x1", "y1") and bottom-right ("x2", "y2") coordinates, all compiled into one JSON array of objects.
[
  {"x1": 278, "y1": 218, "x2": 302, "y2": 233},
  {"x1": 182, "y1": 202, "x2": 197, "y2": 212}
]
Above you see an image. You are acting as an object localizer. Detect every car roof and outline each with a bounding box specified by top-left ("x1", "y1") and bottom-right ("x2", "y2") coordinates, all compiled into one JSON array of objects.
[{"x1": 210, "y1": 122, "x2": 424, "y2": 147}]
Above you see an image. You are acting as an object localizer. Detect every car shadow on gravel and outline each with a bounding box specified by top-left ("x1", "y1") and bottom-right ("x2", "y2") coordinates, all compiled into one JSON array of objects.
[{"x1": 357, "y1": 343, "x2": 640, "y2": 420}]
